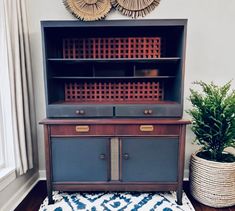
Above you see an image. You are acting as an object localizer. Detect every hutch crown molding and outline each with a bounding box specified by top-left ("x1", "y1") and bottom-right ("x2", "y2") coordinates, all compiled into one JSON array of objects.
[{"x1": 40, "y1": 19, "x2": 190, "y2": 205}]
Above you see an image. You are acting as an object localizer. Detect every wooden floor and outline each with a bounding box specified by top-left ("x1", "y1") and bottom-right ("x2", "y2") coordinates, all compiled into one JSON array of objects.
[{"x1": 15, "y1": 181, "x2": 235, "y2": 211}]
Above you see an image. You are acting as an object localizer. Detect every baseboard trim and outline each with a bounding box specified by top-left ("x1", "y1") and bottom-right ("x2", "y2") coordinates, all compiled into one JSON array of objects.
[
  {"x1": 1, "y1": 171, "x2": 39, "y2": 211},
  {"x1": 0, "y1": 168, "x2": 16, "y2": 191},
  {"x1": 184, "y1": 169, "x2": 189, "y2": 181},
  {"x1": 39, "y1": 170, "x2": 46, "y2": 180}
]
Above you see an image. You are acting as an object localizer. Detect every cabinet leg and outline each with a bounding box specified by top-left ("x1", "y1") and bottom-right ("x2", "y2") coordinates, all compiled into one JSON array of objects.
[
  {"x1": 48, "y1": 190, "x2": 54, "y2": 204},
  {"x1": 176, "y1": 188, "x2": 183, "y2": 205}
]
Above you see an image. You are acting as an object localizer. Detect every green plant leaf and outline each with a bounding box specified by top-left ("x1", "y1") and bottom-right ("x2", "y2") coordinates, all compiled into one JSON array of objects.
[{"x1": 187, "y1": 81, "x2": 235, "y2": 162}]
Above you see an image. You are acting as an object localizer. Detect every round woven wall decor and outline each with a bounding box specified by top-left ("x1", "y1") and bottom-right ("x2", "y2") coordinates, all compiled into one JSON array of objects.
[
  {"x1": 63, "y1": 0, "x2": 112, "y2": 21},
  {"x1": 111, "y1": 0, "x2": 160, "y2": 18}
]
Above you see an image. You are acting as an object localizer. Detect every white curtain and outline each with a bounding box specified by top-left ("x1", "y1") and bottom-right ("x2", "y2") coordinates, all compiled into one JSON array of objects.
[{"x1": 1, "y1": 0, "x2": 36, "y2": 175}]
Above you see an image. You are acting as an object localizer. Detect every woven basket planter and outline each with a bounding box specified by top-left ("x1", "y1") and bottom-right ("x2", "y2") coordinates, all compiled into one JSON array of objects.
[{"x1": 190, "y1": 151, "x2": 235, "y2": 208}]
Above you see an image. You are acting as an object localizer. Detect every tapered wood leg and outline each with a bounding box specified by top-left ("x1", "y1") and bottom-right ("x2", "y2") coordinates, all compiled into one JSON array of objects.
[
  {"x1": 47, "y1": 187, "x2": 54, "y2": 204},
  {"x1": 177, "y1": 187, "x2": 183, "y2": 205}
]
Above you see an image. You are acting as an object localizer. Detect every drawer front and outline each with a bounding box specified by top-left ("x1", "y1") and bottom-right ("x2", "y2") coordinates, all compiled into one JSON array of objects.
[
  {"x1": 51, "y1": 125, "x2": 115, "y2": 136},
  {"x1": 121, "y1": 137, "x2": 179, "y2": 182},
  {"x1": 51, "y1": 138, "x2": 109, "y2": 182},
  {"x1": 116, "y1": 125, "x2": 179, "y2": 136},
  {"x1": 115, "y1": 104, "x2": 182, "y2": 117},
  {"x1": 47, "y1": 105, "x2": 113, "y2": 118}
]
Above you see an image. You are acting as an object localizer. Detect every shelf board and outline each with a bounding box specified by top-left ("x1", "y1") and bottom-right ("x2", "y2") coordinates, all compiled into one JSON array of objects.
[
  {"x1": 52, "y1": 76, "x2": 176, "y2": 80},
  {"x1": 51, "y1": 100, "x2": 178, "y2": 105},
  {"x1": 48, "y1": 58, "x2": 181, "y2": 64}
]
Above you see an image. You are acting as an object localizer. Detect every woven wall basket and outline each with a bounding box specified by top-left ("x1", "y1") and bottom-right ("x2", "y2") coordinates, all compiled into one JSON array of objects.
[
  {"x1": 63, "y1": 0, "x2": 112, "y2": 21},
  {"x1": 190, "y1": 151, "x2": 235, "y2": 208},
  {"x1": 111, "y1": 0, "x2": 161, "y2": 18}
]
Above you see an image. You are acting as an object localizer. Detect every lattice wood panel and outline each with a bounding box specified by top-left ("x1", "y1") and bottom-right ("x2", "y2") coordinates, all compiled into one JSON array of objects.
[
  {"x1": 65, "y1": 80, "x2": 164, "y2": 103},
  {"x1": 63, "y1": 37, "x2": 161, "y2": 59}
]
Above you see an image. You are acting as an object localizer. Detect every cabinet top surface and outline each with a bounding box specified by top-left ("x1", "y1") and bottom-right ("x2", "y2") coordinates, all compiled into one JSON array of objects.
[
  {"x1": 41, "y1": 19, "x2": 188, "y2": 28},
  {"x1": 39, "y1": 118, "x2": 191, "y2": 125}
]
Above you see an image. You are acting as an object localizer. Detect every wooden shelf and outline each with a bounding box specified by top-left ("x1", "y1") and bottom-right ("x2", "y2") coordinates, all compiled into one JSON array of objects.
[
  {"x1": 48, "y1": 58, "x2": 181, "y2": 64},
  {"x1": 40, "y1": 118, "x2": 190, "y2": 125},
  {"x1": 52, "y1": 76, "x2": 176, "y2": 80},
  {"x1": 51, "y1": 100, "x2": 178, "y2": 105}
]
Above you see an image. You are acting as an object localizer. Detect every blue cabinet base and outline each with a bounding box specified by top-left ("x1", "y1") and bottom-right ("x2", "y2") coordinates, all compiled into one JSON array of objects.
[{"x1": 40, "y1": 119, "x2": 189, "y2": 205}]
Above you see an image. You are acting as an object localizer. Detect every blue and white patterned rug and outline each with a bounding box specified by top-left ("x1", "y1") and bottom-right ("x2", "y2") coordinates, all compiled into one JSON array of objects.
[{"x1": 39, "y1": 191, "x2": 195, "y2": 211}]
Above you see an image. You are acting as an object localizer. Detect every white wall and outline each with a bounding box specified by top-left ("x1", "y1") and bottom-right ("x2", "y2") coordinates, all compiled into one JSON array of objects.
[{"x1": 27, "y1": 0, "x2": 235, "y2": 178}]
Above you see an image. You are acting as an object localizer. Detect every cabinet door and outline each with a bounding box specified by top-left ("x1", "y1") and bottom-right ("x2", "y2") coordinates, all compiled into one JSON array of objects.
[
  {"x1": 121, "y1": 137, "x2": 178, "y2": 182},
  {"x1": 51, "y1": 138, "x2": 109, "y2": 182}
]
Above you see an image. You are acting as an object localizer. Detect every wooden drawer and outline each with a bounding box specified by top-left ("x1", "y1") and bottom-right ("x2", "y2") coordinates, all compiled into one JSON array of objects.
[
  {"x1": 47, "y1": 105, "x2": 113, "y2": 118},
  {"x1": 115, "y1": 124, "x2": 180, "y2": 136},
  {"x1": 115, "y1": 104, "x2": 182, "y2": 118},
  {"x1": 50, "y1": 125, "x2": 115, "y2": 136}
]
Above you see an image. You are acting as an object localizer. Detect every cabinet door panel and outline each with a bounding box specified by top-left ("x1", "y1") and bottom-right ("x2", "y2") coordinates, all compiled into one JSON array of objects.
[
  {"x1": 121, "y1": 137, "x2": 178, "y2": 182},
  {"x1": 51, "y1": 138, "x2": 109, "y2": 182}
]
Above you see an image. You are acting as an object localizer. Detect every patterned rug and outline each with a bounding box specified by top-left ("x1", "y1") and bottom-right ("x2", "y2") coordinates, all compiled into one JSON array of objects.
[{"x1": 39, "y1": 191, "x2": 195, "y2": 211}]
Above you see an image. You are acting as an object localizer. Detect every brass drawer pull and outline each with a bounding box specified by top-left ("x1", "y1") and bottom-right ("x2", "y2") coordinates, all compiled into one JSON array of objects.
[
  {"x1": 143, "y1": 109, "x2": 153, "y2": 115},
  {"x1": 148, "y1": 109, "x2": 153, "y2": 114},
  {"x1": 144, "y1": 109, "x2": 149, "y2": 115},
  {"x1": 75, "y1": 125, "x2": 90, "y2": 132},
  {"x1": 140, "y1": 125, "x2": 154, "y2": 132},
  {"x1": 75, "y1": 110, "x2": 85, "y2": 115}
]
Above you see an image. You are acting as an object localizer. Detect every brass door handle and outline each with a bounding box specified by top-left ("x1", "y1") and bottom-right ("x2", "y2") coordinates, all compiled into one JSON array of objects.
[
  {"x1": 99, "y1": 154, "x2": 106, "y2": 160},
  {"x1": 123, "y1": 153, "x2": 129, "y2": 160}
]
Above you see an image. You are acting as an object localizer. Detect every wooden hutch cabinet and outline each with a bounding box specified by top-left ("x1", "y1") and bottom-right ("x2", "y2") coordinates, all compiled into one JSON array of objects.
[{"x1": 40, "y1": 19, "x2": 190, "y2": 205}]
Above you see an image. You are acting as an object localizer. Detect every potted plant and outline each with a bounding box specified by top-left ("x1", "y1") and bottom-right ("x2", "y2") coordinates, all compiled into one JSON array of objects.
[{"x1": 188, "y1": 81, "x2": 235, "y2": 208}]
